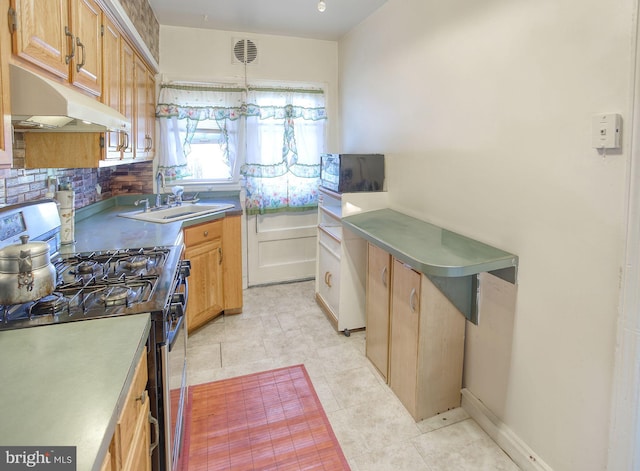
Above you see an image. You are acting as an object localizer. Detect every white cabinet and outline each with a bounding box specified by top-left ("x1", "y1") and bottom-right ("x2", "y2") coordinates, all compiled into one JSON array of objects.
[{"x1": 315, "y1": 187, "x2": 388, "y2": 334}]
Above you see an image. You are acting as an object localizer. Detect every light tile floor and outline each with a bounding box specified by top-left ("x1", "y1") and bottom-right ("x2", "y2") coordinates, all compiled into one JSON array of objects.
[{"x1": 186, "y1": 280, "x2": 520, "y2": 471}]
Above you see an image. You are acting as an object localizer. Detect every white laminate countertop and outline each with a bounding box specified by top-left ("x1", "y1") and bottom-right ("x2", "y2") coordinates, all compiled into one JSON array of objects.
[{"x1": 0, "y1": 314, "x2": 151, "y2": 471}]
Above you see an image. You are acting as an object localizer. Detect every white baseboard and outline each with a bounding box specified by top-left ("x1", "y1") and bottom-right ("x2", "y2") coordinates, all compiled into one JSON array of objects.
[{"x1": 461, "y1": 388, "x2": 552, "y2": 471}]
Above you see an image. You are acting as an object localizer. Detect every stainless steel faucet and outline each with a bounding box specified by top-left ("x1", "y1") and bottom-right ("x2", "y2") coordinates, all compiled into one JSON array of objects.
[
  {"x1": 134, "y1": 198, "x2": 150, "y2": 212},
  {"x1": 155, "y1": 171, "x2": 165, "y2": 208}
]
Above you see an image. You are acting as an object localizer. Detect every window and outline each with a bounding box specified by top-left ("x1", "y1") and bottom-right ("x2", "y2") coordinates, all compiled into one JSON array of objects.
[
  {"x1": 184, "y1": 120, "x2": 232, "y2": 181},
  {"x1": 156, "y1": 83, "x2": 326, "y2": 213}
]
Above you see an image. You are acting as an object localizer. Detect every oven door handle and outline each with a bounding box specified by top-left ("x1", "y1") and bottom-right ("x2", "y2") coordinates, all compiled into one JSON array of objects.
[{"x1": 167, "y1": 312, "x2": 184, "y2": 352}]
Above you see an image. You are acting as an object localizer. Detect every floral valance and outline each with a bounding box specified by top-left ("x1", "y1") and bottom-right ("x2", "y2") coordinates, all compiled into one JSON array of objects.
[{"x1": 156, "y1": 84, "x2": 327, "y2": 122}]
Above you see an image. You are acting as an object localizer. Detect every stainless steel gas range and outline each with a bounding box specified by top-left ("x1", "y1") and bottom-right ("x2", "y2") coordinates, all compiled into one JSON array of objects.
[{"x1": 0, "y1": 199, "x2": 189, "y2": 471}]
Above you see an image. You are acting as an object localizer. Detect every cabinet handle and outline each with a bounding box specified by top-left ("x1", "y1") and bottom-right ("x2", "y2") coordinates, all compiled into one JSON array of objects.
[
  {"x1": 218, "y1": 247, "x2": 223, "y2": 265},
  {"x1": 381, "y1": 266, "x2": 388, "y2": 288},
  {"x1": 203, "y1": 231, "x2": 208, "y2": 237},
  {"x1": 64, "y1": 27, "x2": 75, "y2": 64},
  {"x1": 75, "y1": 36, "x2": 85, "y2": 71},
  {"x1": 148, "y1": 411, "x2": 159, "y2": 456},
  {"x1": 409, "y1": 288, "x2": 417, "y2": 312},
  {"x1": 325, "y1": 271, "x2": 332, "y2": 288},
  {"x1": 7, "y1": 8, "x2": 17, "y2": 33},
  {"x1": 135, "y1": 390, "x2": 147, "y2": 405}
]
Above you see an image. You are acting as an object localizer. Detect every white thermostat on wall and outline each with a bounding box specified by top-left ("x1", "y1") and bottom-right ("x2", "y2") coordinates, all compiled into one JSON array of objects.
[{"x1": 592, "y1": 113, "x2": 622, "y2": 150}]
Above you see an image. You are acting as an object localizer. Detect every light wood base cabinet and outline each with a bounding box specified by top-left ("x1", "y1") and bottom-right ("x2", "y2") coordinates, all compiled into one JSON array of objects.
[
  {"x1": 184, "y1": 215, "x2": 243, "y2": 334},
  {"x1": 222, "y1": 215, "x2": 243, "y2": 313},
  {"x1": 389, "y1": 258, "x2": 466, "y2": 421},
  {"x1": 365, "y1": 243, "x2": 391, "y2": 381},
  {"x1": 0, "y1": 0, "x2": 12, "y2": 169},
  {"x1": 365, "y1": 245, "x2": 466, "y2": 421},
  {"x1": 103, "y1": 348, "x2": 151, "y2": 471},
  {"x1": 184, "y1": 219, "x2": 224, "y2": 333}
]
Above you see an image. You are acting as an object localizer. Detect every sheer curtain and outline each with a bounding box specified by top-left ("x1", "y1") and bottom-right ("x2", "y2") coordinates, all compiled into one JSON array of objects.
[
  {"x1": 156, "y1": 83, "x2": 327, "y2": 212},
  {"x1": 156, "y1": 84, "x2": 244, "y2": 182},
  {"x1": 241, "y1": 88, "x2": 326, "y2": 215}
]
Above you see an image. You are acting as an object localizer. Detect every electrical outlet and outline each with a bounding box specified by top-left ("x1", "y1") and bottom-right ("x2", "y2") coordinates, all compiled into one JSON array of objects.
[{"x1": 592, "y1": 113, "x2": 622, "y2": 150}]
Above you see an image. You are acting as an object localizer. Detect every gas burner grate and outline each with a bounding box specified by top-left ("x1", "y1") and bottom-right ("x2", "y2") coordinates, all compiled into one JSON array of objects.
[{"x1": 29, "y1": 293, "x2": 69, "y2": 318}]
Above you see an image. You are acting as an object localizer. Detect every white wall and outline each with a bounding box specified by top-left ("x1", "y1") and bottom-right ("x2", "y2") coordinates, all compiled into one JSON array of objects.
[
  {"x1": 157, "y1": 25, "x2": 340, "y2": 150},
  {"x1": 339, "y1": 1, "x2": 635, "y2": 470}
]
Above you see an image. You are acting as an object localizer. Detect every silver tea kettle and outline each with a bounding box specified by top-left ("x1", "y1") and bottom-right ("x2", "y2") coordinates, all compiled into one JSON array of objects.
[{"x1": 0, "y1": 235, "x2": 56, "y2": 305}]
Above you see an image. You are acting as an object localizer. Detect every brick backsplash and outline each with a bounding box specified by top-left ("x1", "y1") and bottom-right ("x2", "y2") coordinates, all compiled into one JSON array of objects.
[{"x1": 0, "y1": 134, "x2": 153, "y2": 208}]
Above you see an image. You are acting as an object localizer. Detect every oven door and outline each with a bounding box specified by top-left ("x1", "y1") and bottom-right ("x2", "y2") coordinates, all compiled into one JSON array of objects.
[{"x1": 162, "y1": 294, "x2": 188, "y2": 471}]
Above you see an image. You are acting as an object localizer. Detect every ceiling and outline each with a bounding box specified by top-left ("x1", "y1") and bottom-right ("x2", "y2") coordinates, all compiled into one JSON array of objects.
[{"x1": 146, "y1": 0, "x2": 387, "y2": 41}]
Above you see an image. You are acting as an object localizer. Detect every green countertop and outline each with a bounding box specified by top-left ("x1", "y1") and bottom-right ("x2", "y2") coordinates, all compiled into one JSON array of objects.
[
  {"x1": 64, "y1": 192, "x2": 242, "y2": 253},
  {"x1": 343, "y1": 209, "x2": 518, "y2": 324},
  {"x1": 0, "y1": 314, "x2": 151, "y2": 471},
  {"x1": 0, "y1": 192, "x2": 241, "y2": 469},
  {"x1": 342, "y1": 208, "x2": 518, "y2": 278}
]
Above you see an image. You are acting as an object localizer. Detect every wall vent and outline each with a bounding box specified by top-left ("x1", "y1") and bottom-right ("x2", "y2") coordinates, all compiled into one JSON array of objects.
[{"x1": 232, "y1": 38, "x2": 259, "y2": 65}]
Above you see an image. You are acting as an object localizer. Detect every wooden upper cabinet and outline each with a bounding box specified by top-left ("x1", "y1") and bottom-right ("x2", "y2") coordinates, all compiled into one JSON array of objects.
[
  {"x1": 120, "y1": 39, "x2": 135, "y2": 159},
  {"x1": 9, "y1": 0, "x2": 102, "y2": 96},
  {"x1": 70, "y1": 0, "x2": 102, "y2": 96},
  {"x1": 144, "y1": 66, "x2": 155, "y2": 157},
  {"x1": 102, "y1": 14, "x2": 123, "y2": 160},
  {"x1": 0, "y1": 0, "x2": 13, "y2": 168},
  {"x1": 9, "y1": 0, "x2": 70, "y2": 80},
  {"x1": 134, "y1": 52, "x2": 154, "y2": 160}
]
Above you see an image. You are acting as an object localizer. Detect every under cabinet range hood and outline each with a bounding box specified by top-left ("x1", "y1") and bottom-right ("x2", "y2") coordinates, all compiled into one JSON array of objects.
[{"x1": 9, "y1": 64, "x2": 130, "y2": 132}]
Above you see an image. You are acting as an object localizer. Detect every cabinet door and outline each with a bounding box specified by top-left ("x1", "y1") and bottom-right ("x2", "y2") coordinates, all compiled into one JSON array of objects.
[
  {"x1": 133, "y1": 53, "x2": 153, "y2": 160},
  {"x1": 119, "y1": 39, "x2": 134, "y2": 159},
  {"x1": 184, "y1": 221, "x2": 224, "y2": 333},
  {"x1": 0, "y1": 4, "x2": 13, "y2": 169},
  {"x1": 366, "y1": 243, "x2": 391, "y2": 381},
  {"x1": 10, "y1": 0, "x2": 70, "y2": 80},
  {"x1": 101, "y1": 14, "x2": 123, "y2": 160},
  {"x1": 70, "y1": 0, "x2": 101, "y2": 96},
  {"x1": 222, "y1": 215, "x2": 243, "y2": 313},
  {"x1": 122, "y1": 405, "x2": 150, "y2": 471},
  {"x1": 389, "y1": 259, "x2": 420, "y2": 417},
  {"x1": 144, "y1": 67, "x2": 155, "y2": 156},
  {"x1": 317, "y1": 231, "x2": 341, "y2": 324}
]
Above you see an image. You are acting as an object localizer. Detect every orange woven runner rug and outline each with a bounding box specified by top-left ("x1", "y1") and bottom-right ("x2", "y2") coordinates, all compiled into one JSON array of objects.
[{"x1": 181, "y1": 364, "x2": 350, "y2": 470}]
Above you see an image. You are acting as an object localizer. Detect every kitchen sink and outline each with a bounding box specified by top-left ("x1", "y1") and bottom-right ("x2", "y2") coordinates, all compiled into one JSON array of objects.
[{"x1": 118, "y1": 203, "x2": 235, "y2": 224}]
